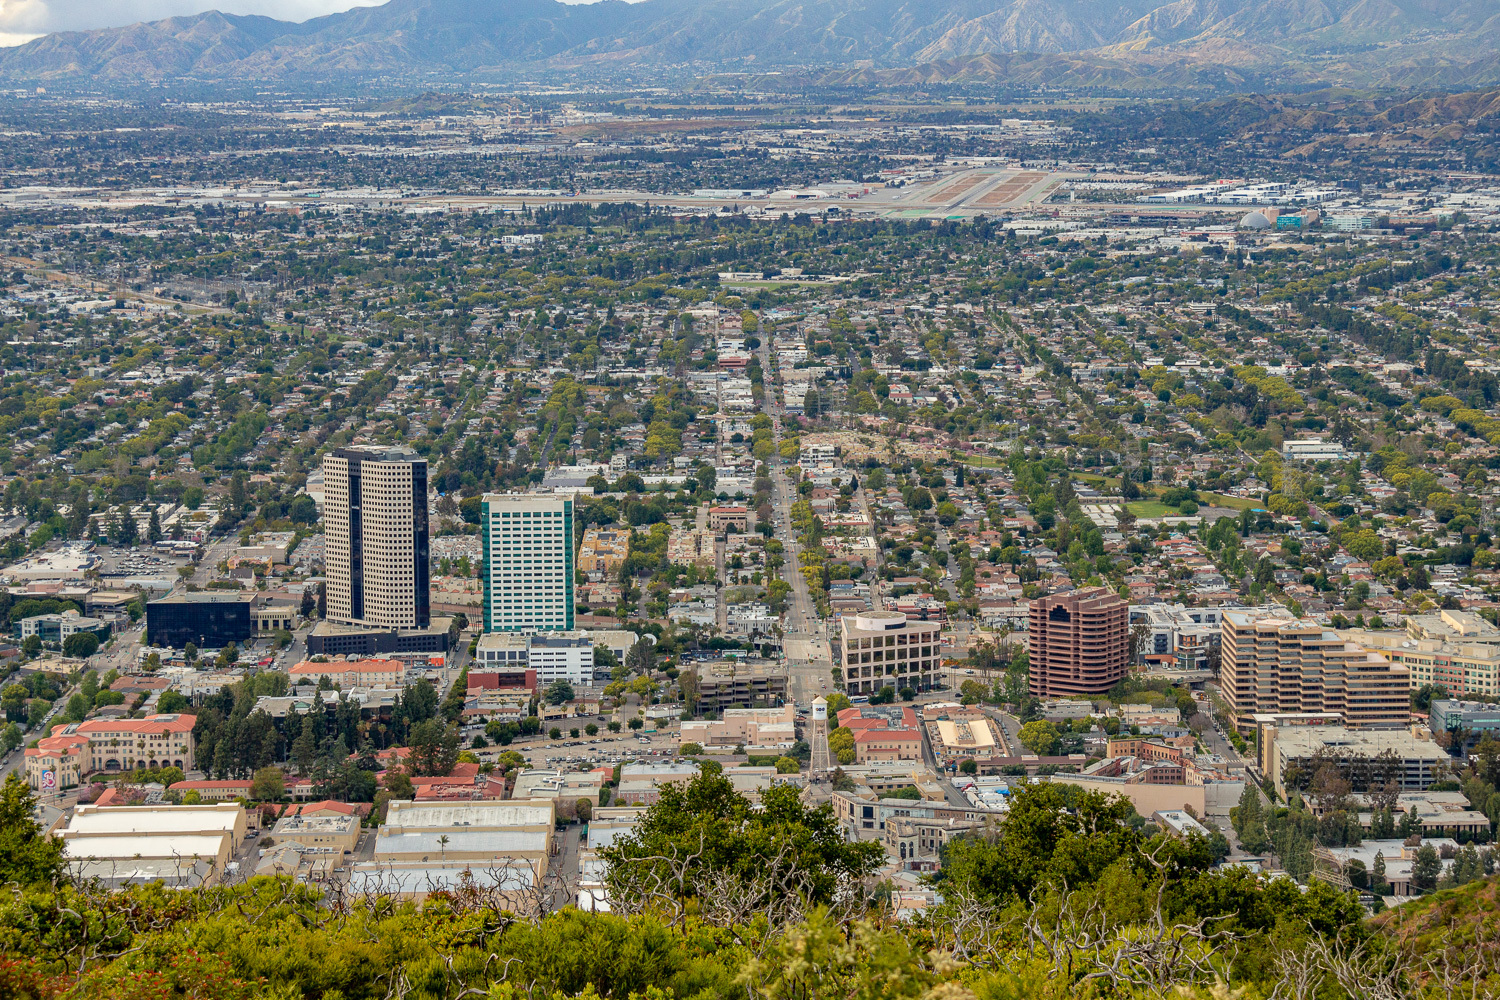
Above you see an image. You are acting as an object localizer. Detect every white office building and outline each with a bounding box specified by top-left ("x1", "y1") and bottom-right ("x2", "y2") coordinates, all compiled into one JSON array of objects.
[
  {"x1": 475, "y1": 631, "x2": 595, "y2": 686},
  {"x1": 1280, "y1": 438, "x2": 1347, "y2": 462},
  {"x1": 480, "y1": 493, "x2": 576, "y2": 632}
]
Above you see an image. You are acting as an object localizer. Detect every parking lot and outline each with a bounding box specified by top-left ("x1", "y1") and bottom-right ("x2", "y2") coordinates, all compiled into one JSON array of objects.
[
  {"x1": 95, "y1": 544, "x2": 194, "y2": 581},
  {"x1": 472, "y1": 726, "x2": 684, "y2": 771}
]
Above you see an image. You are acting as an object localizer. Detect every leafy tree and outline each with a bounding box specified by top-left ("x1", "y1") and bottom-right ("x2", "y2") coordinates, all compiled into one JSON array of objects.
[
  {"x1": 827, "y1": 727, "x2": 856, "y2": 764},
  {"x1": 407, "y1": 719, "x2": 461, "y2": 777},
  {"x1": 545, "y1": 680, "x2": 576, "y2": 705},
  {"x1": 63, "y1": 629, "x2": 99, "y2": 659},
  {"x1": 1411, "y1": 843, "x2": 1442, "y2": 893},
  {"x1": 1017, "y1": 719, "x2": 1061, "y2": 756},
  {"x1": 625, "y1": 638, "x2": 656, "y2": 675},
  {"x1": 774, "y1": 756, "x2": 800, "y2": 774},
  {"x1": 0, "y1": 773, "x2": 66, "y2": 885},
  {"x1": 383, "y1": 767, "x2": 415, "y2": 800},
  {"x1": 940, "y1": 781, "x2": 1143, "y2": 902},
  {"x1": 600, "y1": 765, "x2": 883, "y2": 908},
  {"x1": 628, "y1": 717, "x2": 644, "y2": 731},
  {"x1": 679, "y1": 742, "x2": 704, "y2": 755},
  {"x1": 250, "y1": 766, "x2": 285, "y2": 801},
  {"x1": 157, "y1": 690, "x2": 189, "y2": 714}
]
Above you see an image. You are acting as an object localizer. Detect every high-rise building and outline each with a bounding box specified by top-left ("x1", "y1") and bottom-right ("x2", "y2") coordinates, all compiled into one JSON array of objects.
[
  {"x1": 838, "y1": 611, "x2": 942, "y2": 696},
  {"x1": 1028, "y1": 588, "x2": 1129, "y2": 698},
  {"x1": 480, "y1": 493, "x2": 575, "y2": 632},
  {"x1": 323, "y1": 447, "x2": 430, "y2": 629},
  {"x1": 1221, "y1": 609, "x2": 1409, "y2": 732}
]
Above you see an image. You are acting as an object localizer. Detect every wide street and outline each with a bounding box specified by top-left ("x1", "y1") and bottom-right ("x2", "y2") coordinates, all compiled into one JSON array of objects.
[{"x1": 760, "y1": 337, "x2": 835, "y2": 705}]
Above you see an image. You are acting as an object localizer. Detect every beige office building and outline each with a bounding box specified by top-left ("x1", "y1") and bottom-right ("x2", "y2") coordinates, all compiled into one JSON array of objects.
[
  {"x1": 323, "y1": 447, "x2": 430, "y2": 629},
  {"x1": 1220, "y1": 609, "x2": 1410, "y2": 733},
  {"x1": 840, "y1": 611, "x2": 942, "y2": 695}
]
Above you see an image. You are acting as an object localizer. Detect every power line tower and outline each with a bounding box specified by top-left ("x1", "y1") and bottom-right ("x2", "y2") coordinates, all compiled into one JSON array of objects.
[{"x1": 809, "y1": 696, "x2": 831, "y2": 777}]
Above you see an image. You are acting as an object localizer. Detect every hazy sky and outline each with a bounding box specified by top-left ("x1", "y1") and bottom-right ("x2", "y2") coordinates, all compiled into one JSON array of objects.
[{"x1": 0, "y1": 0, "x2": 613, "y2": 45}]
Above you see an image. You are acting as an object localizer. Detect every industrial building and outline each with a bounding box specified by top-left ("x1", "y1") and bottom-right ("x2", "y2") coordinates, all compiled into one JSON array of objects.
[{"x1": 59, "y1": 802, "x2": 246, "y2": 889}]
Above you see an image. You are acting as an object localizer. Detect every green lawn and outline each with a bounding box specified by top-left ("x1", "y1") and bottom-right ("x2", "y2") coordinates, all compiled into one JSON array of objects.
[
  {"x1": 1126, "y1": 501, "x2": 1174, "y2": 518},
  {"x1": 1198, "y1": 491, "x2": 1256, "y2": 512}
]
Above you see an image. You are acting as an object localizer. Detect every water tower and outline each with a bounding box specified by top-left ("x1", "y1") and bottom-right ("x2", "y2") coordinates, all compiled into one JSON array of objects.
[{"x1": 809, "y1": 695, "x2": 831, "y2": 776}]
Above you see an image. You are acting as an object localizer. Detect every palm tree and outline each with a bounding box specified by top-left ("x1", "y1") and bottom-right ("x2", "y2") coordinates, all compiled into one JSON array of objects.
[{"x1": 437, "y1": 835, "x2": 449, "y2": 861}]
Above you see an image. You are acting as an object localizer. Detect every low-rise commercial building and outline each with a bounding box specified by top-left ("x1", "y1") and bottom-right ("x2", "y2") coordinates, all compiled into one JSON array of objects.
[
  {"x1": 511, "y1": 769, "x2": 607, "y2": 812},
  {"x1": 290, "y1": 657, "x2": 406, "y2": 688},
  {"x1": 169, "y1": 780, "x2": 252, "y2": 802},
  {"x1": 924, "y1": 710, "x2": 1005, "y2": 769},
  {"x1": 19, "y1": 609, "x2": 111, "y2": 643},
  {"x1": 1260, "y1": 725, "x2": 1447, "y2": 799},
  {"x1": 1431, "y1": 699, "x2": 1500, "y2": 755},
  {"x1": 474, "y1": 631, "x2": 595, "y2": 686},
  {"x1": 836, "y1": 705, "x2": 924, "y2": 763},
  {"x1": 59, "y1": 802, "x2": 246, "y2": 889},
  {"x1": 615, "y1": 763, "x2": 700, "y2": 805},
  {"x1": 146, "y1": 593, "x2": 253, "y2": 650},
  {"x1": 270, "y1": 812, "x2": 361, "y2": 854},
  {"x1": 693, "y1": 659, "x2": 788, "y2": 711},
  {"x1": 680, "y1": 704, "x2": 795, "y2": 750},
  {"x1": 305, "y1": 617, "x2": 452, "y2": 658}
]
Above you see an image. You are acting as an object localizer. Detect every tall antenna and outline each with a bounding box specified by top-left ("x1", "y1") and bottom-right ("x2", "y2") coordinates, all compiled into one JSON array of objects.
[{"x1": 809, "y1": 695, "x2": 831, "y2": 777}]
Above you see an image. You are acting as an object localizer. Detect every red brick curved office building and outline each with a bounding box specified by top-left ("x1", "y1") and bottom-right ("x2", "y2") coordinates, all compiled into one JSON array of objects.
[{"x1": 1029, "y1": 588, "x2": 1129, "y2": 697}]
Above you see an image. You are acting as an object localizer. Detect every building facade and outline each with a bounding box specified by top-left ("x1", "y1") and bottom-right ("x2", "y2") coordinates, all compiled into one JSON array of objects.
[
  {"x1": 480, "y1": 493, "x2": 575, "y2": 632},
  {"x1": 146, "y1": 594, "x2": 253, "y2": 650},
  {"x1": 473, "y1": 631, "x2": 594, "y2": 686},
  {"x1": 323, "y1": 446, "x2": 430, "y2": 630},
  {"x1": 25, "y1": 713, "x2": 197, "y2": 790},
  {"x1": 289, "y1": 658, "x2": 406, "y2": 688},
  {"x1": 839, "y1": 610, "x2": 942, "y2": 696},
  {"x1": 1221, "y1": 610, "x2": 1410, "y2": 732},
  {"x1": 1028, "y1": 588, "x2": 1129, "y2": 697},
  {"x1": 19, "y1": 610, "x2": 111, "y2": 643},
  {"x1": 577, "y1": 526, "x2": 629, "y2": 579},
  {"x1": 1430, "y1": 699, "x2": 1500, "y2": 756},
  {"x1": 1344, "y1": 628, "x2": 1500, "y2": 698}
]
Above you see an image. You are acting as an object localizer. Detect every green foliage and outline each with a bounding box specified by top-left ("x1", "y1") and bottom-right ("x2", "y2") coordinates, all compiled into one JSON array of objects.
[
  {"x1": 601, "y1": 766, "x2": 884, "y2": 908},
  {"x1": 0, "y1": 774, "x2": 65, "y2": 886}
]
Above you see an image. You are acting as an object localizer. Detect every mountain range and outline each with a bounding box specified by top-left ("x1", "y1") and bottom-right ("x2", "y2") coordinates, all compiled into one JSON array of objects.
[{"x1": 5, "y1": 0, "x2": 1500, "y2": 90}]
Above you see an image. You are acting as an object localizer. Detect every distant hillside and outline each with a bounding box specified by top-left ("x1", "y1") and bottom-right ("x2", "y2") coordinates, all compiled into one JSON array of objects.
[{"x1": 4, "y1": 0, "x2": 1500, "y2": 90}]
